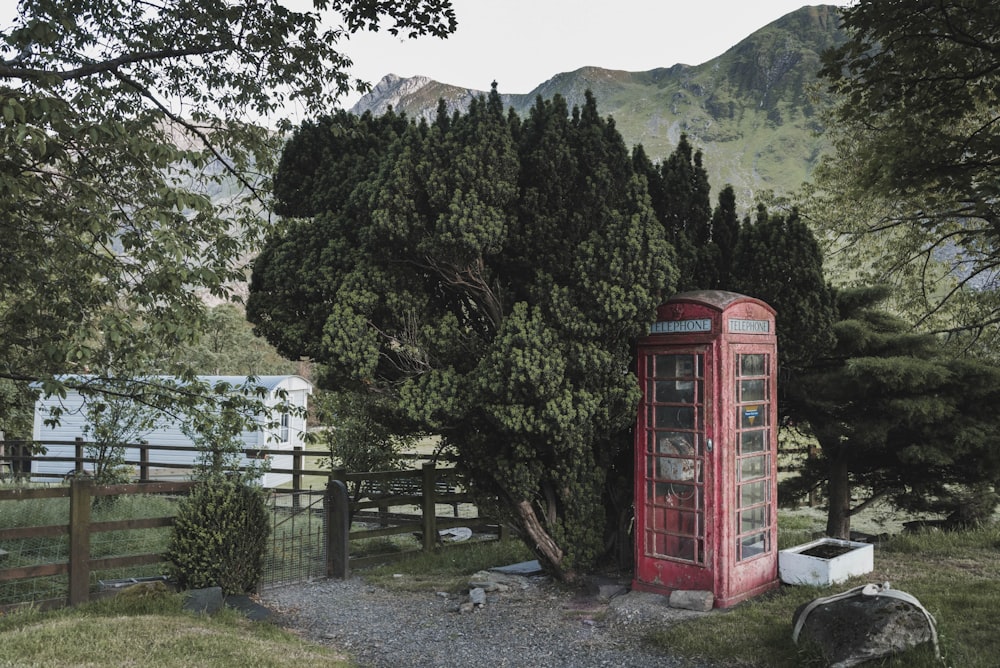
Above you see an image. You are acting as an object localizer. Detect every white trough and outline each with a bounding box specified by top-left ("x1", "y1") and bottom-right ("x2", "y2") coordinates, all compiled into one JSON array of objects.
[{"x1": 779, "y1": 537, "x2": 874, "y2": 586}]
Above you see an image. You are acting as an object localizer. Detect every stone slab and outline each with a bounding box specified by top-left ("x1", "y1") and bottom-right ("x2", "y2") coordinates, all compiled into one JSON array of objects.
[
  {"x1": 226, "y1": 594, "x2": 273, "y2": 622},
  {"x1": 490, "y1": 559, "x2": 543, "y2": 575}
]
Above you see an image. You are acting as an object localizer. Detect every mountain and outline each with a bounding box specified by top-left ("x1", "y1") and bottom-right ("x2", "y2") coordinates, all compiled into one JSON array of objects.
[{"x1": 350, "y1": 5, "x2": 846, "y2": 205}]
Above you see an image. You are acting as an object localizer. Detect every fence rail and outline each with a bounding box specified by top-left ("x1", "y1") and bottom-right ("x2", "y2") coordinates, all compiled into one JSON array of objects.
[{"x1": 0, "y1": 479, "x2": 194, "y2": 614}]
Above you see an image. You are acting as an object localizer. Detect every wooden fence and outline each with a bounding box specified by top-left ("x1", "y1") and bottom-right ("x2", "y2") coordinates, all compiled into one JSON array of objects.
[
  {"x1": 325, "y1": 463, "x2": 505, "y2": 575},
  {"x1": 0, "y1": 480, "x2": 194, "y2": 614},
  {"x1": 0, "y1": 440, "x2": 500, "y2": 610}
]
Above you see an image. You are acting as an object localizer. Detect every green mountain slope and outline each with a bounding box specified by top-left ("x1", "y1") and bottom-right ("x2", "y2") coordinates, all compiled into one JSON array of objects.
[{"x1": 350, "y1": 5, "x2": 846, "y2": 203}]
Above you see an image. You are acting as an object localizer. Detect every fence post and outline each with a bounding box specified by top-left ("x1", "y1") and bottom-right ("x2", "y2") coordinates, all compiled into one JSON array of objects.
[
  {"x1": 74, "y1": 437, "x2": 85, "y2": 475},
  {"x1": 68, "y1": 477, "x2": 92, "y2": 606},
  {"x1": 139, "y1": 440, "x2": 150, "y2": 482},
  {"x1": 421, "y1": 463, "x2": 437, "y2": 552},
  {"x1": 292, "y1": 446, "x2": 303, "y2": 509},
  {"x1": 325, "y1": 479, "x2": 350, "y2": 579}
]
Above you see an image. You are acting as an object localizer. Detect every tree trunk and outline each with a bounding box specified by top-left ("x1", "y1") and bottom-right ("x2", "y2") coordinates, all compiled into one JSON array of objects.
[
  {"x1": 826, "y1": 453, "x2": 852, "y2": 539},
  {"x1": 515, "y1": 499, "x2": 573, "y2": 581}
]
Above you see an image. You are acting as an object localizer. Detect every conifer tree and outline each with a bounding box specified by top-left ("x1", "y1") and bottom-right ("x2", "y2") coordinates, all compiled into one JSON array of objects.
[
  {"x1": 731, "y1": 206, "x2": 836, "y2": 369},
  {"x1": 784, "y1": 286, "x2": 1000, "y2": 537},
  {"x1": 711, "y1": 186, "x2": 741, "y2": 289},
  {"x1": 248, "y1": 88, "x2": 673, "y2": 578}
]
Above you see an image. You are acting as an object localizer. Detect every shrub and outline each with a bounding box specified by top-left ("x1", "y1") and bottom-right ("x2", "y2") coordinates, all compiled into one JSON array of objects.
[{"x1": 166, "y1": 474, "x2": 270, "y2": 594}]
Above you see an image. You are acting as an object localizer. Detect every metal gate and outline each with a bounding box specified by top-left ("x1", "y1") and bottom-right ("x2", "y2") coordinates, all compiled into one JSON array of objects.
[{"x1": 259, "y1": 487, "x2": 328, "y2": 590}]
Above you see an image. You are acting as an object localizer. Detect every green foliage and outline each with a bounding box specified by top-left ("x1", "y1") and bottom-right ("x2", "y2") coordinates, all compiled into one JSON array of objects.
[
  {"x1": 181, "y1": 400, "x2": 259, "y2": 478},
  {"x1": 0, "y1": 0, "x2": 456, "y2": 417},
  {"x1": 731, "y1": 205, "x2": 836, "y2": 369},
  {"x1": 249, "y1": 87, "x2": 674, "y2": 577},
  {"x1": 816, "y1": 0, "x2": 1000, "y2": 344},
  {"x1": 782, "y1": 286, "x2": 1000, "y2": 536},
  {"x1": 0, "y1": 379, "x2": 34, "y2": 441},
  {"x1": 178, "y1": 305, "x2": 298, "y2": 376},
  {"x1": 166, "y1": 473, "x2": 270, "y2": 595},
  {"x1": 81, "y1": 393, "x2": 158, "y2": 485}
]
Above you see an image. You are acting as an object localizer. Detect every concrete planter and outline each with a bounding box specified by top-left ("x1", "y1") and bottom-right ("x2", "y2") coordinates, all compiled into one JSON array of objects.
[{"x1": 779, "y1": 538, "x2": 874, "y2": 586}]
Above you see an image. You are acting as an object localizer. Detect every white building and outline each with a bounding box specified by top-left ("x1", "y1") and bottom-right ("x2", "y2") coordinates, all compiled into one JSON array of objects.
[{"x1": 31, "y1": 375, "x2": 313, "y2": 487}]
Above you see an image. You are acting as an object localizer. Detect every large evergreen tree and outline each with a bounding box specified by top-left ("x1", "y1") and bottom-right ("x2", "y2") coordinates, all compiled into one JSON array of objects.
[
  {"x1": 783, "y1": 286, "x2": 1000, "y2": 537},
  {"x1": 730, "y1": 206, "x2": 837, "y2": 370},
  {"x1": 248, "y1": 88, "x2": 674, "y2": 578}
]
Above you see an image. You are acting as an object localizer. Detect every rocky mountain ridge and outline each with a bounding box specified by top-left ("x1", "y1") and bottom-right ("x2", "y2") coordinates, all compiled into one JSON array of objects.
[{"x1": 350, "y1": 4, "x2": 846, "y2": 204}]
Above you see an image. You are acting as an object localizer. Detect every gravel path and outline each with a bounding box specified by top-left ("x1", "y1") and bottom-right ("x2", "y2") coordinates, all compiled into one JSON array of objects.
[{"x1": 261, "y1": 574, "x2": 714, "y2": 667}]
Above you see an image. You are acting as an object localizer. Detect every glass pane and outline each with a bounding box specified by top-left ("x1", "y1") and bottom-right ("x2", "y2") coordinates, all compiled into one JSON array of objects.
[
  {"x1": 656, "y1": 380, "x2": 694, "y2": 404},
  {"x1": 739, "y1": 532, "x2": 768, "y2": 560},
  {"x1": 740, "y1": 481, "x2": 767, "y2": 507},
  {"x1": 652, "y1": 532, "x2": 698, "y2": 561},
  {"x1": 740, "y1": 455, "x2": 767, "y2": 481},
  {"x1": 646, "y1": 355, "x2": 655, "y2": 376},
  {"x1": 657, "y1": 406, "x2": 694, "y2": 429},
  {"x1": 656, "y1": 354, "x2": 694, "y2": 379},
  {"x1": 740, "y1": 506, "x2": 768, "y2": 533},
  {"x1": 656, "y1": 432, "x2": 695, "y2": 455},
  {"x1": 740, "y1": 405, "x2": 766, "y2": 429},
  {"x1": 667, "y1": 484, "x2": 697, "y2": 504},
  {"x1": 741, "y1": 429, "x2": 765, "y2": 454},
  {"x1": 740, "y1": 354, "x2": 766, "y2": 377},
  {"x1": 657, "y1": 456, "x2": 697, "y2": 482},
  {"x1": 740, "y1": 379, "x2": 765, "y2": 402}
]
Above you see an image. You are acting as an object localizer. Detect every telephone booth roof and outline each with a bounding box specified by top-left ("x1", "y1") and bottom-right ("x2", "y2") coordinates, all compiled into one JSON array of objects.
[{"x1": 659, "y1": 290, "x2": 776, "y2": 316}]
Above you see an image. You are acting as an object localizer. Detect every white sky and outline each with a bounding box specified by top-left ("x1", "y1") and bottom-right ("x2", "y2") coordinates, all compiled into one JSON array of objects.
[
  {"x1": 0, "y1": 0, "x2": 835, "y2": 111},
  {"x1": 335, "y1": 1, "x2": 832, "y2": 107}
]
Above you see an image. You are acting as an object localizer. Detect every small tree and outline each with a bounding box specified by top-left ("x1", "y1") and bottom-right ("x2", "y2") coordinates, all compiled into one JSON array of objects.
[
  {"x1": 167, "y1": 380, "x2": 279, "y2": 593},
  {"x1": 166, "y1": 473, "x2": 270, "y2": 594},
  {"x1": 81, "y1": 395, "x2": 158, "y2": 485}
]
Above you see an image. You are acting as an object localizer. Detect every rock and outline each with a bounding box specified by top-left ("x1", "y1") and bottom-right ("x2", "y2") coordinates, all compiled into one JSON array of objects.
[
  {"x1": 490, "y1": 559, "x2": 543, "y2": 576},
  {"x1": 668, "y1": 589, "x2": 714, "y2": 612},
  {"x1": 183, "y1": 586, "x2": 224, "y2": 615},
  {"x1": 793, "y1": 583, "x2": 939, "y2": 667},
  {"x1": 225, "y1": 594, "x2": 273, "y2": 622},
  {"x1": 583, "y1": 575, "x2": 629, "y2": 602},
  {"x1": 606, "y1": 590, "x2": 703, "y2": 627},
  {"x1": 468, "y1": 587, "x2": 486, "y2": 607},
  {"x1": 468, "y1": 570, "x2": 530, "y2": 592}
]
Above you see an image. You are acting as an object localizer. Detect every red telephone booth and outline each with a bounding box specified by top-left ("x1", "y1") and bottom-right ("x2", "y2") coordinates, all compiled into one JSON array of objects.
[{"x1": 633, "y1": 290, "x2": 779, "y2": 608}]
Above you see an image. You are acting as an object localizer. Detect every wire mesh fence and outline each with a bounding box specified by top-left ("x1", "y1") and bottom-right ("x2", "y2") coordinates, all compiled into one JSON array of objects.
[
  {"x1": 259, "y1": 488, "x2": 328, "y2": 591},
  {"x1": 0, "y1": 484, "x2": 181, "y2": 608}
]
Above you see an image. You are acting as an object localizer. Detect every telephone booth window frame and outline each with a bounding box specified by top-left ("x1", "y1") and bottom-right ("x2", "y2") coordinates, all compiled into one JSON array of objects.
[
  {"x1": 734, "y1": 350, "x2": 773, "y2": 562},
  {"x1": 642, "y1": 351, "x2": 707, "y2": 565}
]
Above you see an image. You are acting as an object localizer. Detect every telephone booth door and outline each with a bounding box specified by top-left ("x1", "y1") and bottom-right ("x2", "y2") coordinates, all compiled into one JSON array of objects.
[
  {"x1": 638, "y1": 347, "x2": 714, "y2": 590},
  {"x1": 633, "y1": 290, "x2": 779, "y2": 608}
]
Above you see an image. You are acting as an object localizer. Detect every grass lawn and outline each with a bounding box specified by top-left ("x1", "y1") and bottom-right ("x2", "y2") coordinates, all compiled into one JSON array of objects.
[{"x1": 0, "y1": 586, "x2": 348, "y2": 668}]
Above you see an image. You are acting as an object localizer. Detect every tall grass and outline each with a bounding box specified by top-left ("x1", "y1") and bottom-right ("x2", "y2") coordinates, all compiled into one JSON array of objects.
[{"x1": 0, "y1": 490, "x2": 181, "y2": 606}]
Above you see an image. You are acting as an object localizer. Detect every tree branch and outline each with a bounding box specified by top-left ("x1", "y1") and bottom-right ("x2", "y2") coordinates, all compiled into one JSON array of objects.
[{"x1": 0, "y1": 46, "x2": 228, "y2": 82}]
